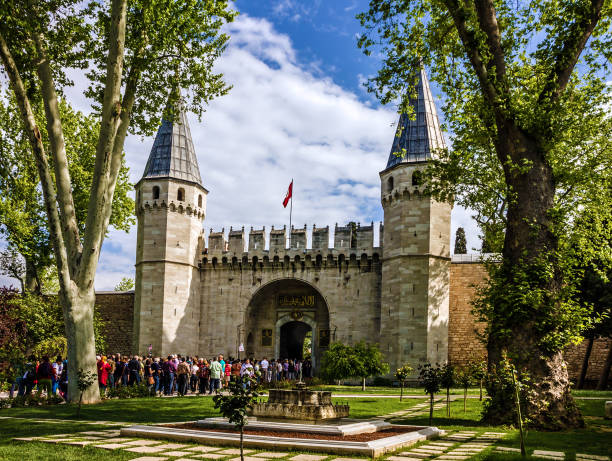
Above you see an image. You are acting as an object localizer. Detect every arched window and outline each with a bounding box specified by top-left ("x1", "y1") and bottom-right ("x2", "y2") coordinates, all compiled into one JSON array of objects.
[
  {"x1": 152, "y1": 186, "x2": 160, "y2": 200},
  {"x1": 198, "y1": 194, "x2": 202, "y2": 207},
  {"x1": 412, "y1": 170, "x2": 422, "y2": 186},
  {"x1": 177, "y1": 187, "x2": 185, "y2": 201},
  {"x1": 387, "y1": 176, "x2": 394, "y2": 191}
]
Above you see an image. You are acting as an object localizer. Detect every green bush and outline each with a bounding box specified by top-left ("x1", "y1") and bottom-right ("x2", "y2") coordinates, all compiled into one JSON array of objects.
[
  {"x1": 107, "y1": 383, "x2": 153, "y2": 399},
  {"x1": 0, "y1": 393, "x2": 64, "y2": 408}
]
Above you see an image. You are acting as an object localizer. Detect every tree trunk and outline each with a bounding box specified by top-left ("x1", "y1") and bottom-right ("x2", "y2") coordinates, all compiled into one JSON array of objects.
[
  {"x1": 485, "y1": 120, "x2": 583, "y2": 429},
  {"x1": 24, "y1": 258, "x2": 40, "y2": 293},
  {"x1": 429, "y1": 392, "x2": 434, "y2": 426},
  {"x1": 596, "y1": 341, "x2": 612, "y2": 390},
  {"x1": 362, "y1": 377, "x2": 366, "y2": 391},
  {"x1": 577, "y1": 336, "x2": 594, "y2": 389},
  {"x1": 400, "y1": 383, "x2": 403, "y2": 402},
  {"x1": 446, "y1": 387, "x2": 450, "y2": 418},
  {"x1": 464, "y1": 387, "x2": 467, "y2": 412},
  {"x1": 240, "y1": 426, "x2": 244, "y2": 461},
  {"x1": 63, "y1": 288, "x2": 100, "y2": 403},
  {"x1": 479, "y1": 378, "x2": 483, "y2": 401}
]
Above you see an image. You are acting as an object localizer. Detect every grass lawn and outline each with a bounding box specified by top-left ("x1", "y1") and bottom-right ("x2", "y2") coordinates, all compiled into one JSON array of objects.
[
  {"x1": 0, "y1": 394, "x2": 610, "y2": 460},
  {"x1": 312, "y1": 385, "x2": 612, "y2": 399},
  {"x1": 312, "y1": 385, "x2": 485, "y2": 395}
]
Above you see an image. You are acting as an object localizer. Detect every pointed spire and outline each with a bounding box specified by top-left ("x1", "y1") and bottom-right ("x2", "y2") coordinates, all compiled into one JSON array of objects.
[
  {"x1": 386, "y1": 67, "x2": 446, "y2": 169},
  {"x1": 142, "y1": 92, "x2": 203, "y2": 185}
]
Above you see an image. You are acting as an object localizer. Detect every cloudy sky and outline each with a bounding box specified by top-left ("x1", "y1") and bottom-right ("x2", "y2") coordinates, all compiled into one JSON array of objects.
[{"x1": 0, "y1": 0, "x2": 480, "y2": 291}]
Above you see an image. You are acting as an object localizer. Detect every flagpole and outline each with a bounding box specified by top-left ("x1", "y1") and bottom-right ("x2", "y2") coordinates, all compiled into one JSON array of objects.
[{"x1": 289, "y1": 178, "x2": 293, "y2": 249}]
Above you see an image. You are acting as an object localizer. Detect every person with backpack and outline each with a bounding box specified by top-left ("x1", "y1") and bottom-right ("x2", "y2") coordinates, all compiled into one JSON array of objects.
[
  {"x1": 176, "y1": 358, "x2": 190, "y2": 396},
  {"x1": 198, "y1": 359, "x2": 210, "y2": 394},
  {"x1": 128, "y1": 355, "x2": 141, "y2": 386},
  {"x1": 114, "y1": 354, "x2": 124, "y2": 387},
  {"x1": 36, "y1": 356, "x2": 53, "y2": 397},
  {"x1": 151, "y1": 357, "x2": 161, "y2": 395}
]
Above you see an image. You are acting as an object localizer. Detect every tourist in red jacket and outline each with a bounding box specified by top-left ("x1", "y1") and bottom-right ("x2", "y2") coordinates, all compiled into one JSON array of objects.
[{"x1": 97, "y1": 356, "x2": 112, "y2": 395}]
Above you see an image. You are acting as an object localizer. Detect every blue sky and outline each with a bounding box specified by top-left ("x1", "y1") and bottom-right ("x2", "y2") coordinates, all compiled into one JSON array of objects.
[
  {"x1": 0, "y1": 0, "x2": 480, "y2": 290},
  {"x1": 236, "y1": 1, "x2": 374, "y2": 93}
]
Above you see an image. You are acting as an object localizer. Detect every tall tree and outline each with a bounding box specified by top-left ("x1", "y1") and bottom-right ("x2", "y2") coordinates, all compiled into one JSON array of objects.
[
  {"x1": 0, "y1": 95, "x2": 134, "y2": 294},
  {"x1": 0, "y1": 0, "x2": 236, "y2": 403},
  {"x1": 358, "y1": 0, "x2": 611, "y2": 428},
  {"x1": 454, "y1": 227, "x2": 467, "y2": 254}
]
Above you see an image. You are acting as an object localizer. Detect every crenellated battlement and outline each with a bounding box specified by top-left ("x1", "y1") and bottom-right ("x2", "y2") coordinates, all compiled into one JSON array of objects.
[
  {"x1": 201, "y1": 222, "x2": 383, "y2": 269},
  {"x1": 138, "y1": 199, "x2": 205, "y2": 220}
]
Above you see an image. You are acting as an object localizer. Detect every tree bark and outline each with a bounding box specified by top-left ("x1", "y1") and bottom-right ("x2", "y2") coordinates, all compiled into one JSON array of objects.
[
  {"x1": 362, "y1": 377, "x2": 366, "y2": 391},
  {"x1": 596, "y1": 341, "x2": 612, "y2": 390},
  {"x1": 502, "y1": 125, "x2": 581, "y2": 428},
  {"x1": 24, "y1": 258, "x2": 40, "y2": 294},
  {"x1": 577, "y1": 336, "x2": 594, "y2": 389},
  {"x1": 428, "y1": 393, "x2": 434, "y2": 426},
  {"x1": 63, "y1": 288, "x2": 99, "y2": 403},
  {"x1": 240, "y1": 426, "x2": 244, "y2": 461}
]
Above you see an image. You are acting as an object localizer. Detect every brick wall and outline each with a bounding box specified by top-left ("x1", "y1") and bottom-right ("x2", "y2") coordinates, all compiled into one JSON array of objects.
[
  {"x1": 448, "y1": 263, "x2": 488, "y2": 366},
  {"x1": 564, "y1": 338, "x2": 611, "y2": 385},
  {"x1": 448, "y1": 262, "x2": 611, "y2": 386},
  {"x1": 95, "y1": 291, "x2": 134, "y2": 355}
]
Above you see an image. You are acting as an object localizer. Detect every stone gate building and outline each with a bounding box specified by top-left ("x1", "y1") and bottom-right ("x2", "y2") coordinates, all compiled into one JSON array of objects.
[{"x1": 125, "y1": 68, "x2": 610, "y2": 380}]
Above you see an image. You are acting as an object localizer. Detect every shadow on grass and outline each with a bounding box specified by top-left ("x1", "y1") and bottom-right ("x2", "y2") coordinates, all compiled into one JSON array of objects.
[{"x1": 1, "y1": 395, "x2": 220, "y2": 423}]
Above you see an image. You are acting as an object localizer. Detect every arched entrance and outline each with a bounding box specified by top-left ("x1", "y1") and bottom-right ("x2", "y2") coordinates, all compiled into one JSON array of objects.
[
  {"x1": 244, "y1": 278, "x2": 330, "y2": 373},
  {"x1": 279, "y1": 321, "x2": 311, "y2": 360}
]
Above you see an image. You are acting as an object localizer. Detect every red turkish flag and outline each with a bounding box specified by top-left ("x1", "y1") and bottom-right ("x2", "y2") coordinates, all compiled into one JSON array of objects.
[{"x1": 283, "y1": 180, "x2": 293, "y2": 208}]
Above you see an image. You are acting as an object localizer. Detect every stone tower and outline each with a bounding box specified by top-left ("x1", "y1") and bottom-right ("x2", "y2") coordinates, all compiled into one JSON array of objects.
[
  {"x1": 379, "y1": 67, "x2": 452, "y2": 372},
  {"x1": 133, "y1": 102, "x2": 207, "y2": 356}
]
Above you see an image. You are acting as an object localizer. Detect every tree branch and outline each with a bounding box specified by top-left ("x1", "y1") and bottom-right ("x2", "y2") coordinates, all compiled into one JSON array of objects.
[
  {"x1": 32, "y1": 32, "x2": 82, "y2": 275},
  {"x1": 0, "y1": 32, "x2": 72, "y2": 290},
  {"x1": 538, "y1": 0, "x2": 606, "y2": 106},
  {"x1": 102, "y1": 28, "x2": 148, "y2": 226},
  {"x1": 473, "y1": 0, "x2": 507, "y2": 83},
  {"x1": 78, "y1": 0, "x2": 127, "y2": 290},
  {"x1": 443, "y1": 0, "x2": 500, "y2": 108}
]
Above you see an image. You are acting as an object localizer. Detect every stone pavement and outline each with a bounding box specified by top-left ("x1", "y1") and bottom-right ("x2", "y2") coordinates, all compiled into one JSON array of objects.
[{"x1": 6, "y1": 416, "x2": 611, "y2": 461}]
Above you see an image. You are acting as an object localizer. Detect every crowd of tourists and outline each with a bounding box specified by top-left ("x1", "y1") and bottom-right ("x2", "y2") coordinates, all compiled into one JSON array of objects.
[
  {"x1": 8, "y1": 355, "x2": 68, "y2": 399},
  {"x1": 5, "y1": 353, "x2": 313, "y2": 400},
  {"x1": 96, "y1": 354, "x2": 314, "y2": 396}
]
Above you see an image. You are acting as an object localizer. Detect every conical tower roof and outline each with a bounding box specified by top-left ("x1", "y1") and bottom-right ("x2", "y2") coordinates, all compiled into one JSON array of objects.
[
  {"x1": 386, "y1": 67, "x2": 446, "y2": 169},
  {"x1": 142, "y1": 101, "x2": 202, "y2": 185}
]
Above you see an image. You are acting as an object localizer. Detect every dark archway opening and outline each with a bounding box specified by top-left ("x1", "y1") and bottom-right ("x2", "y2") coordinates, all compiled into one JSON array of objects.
[{"x1": 279, "y1": 321, "x2": 311, "y2": 360}]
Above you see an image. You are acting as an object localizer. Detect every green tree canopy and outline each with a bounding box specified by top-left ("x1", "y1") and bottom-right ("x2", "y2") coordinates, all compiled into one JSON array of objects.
[
  {"x1": 0, "y1": 0, "x2": 236, "y2": 404},
  {"x1": 454, "y1": 227, "x2": 467, "y2": 254},
  {"x1": 114, "y1": 277, "x2": 135, "y2": 292},
  {"x1": 0, "y1": 95, "x2": 134, "y2": 294},
  {"x1": 352, "y1": 341, "x2": 390, "y2": 390},
  {"x1": 358, "y1": 0, "x2": 611, "y2": 429}
]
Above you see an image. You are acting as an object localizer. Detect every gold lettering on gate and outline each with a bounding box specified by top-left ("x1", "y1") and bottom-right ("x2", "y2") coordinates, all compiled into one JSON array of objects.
[{"x1": 277, "y1": 295, "x2": 315, "y2": 307}]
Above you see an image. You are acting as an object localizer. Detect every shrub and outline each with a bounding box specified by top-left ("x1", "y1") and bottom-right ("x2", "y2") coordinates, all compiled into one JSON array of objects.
[
  {"x1": 418, "y1": 363, "x2": 441, "y2": 425},
  {"x1": 107, "y1": 383, "x2": 152, "y2": 399}
]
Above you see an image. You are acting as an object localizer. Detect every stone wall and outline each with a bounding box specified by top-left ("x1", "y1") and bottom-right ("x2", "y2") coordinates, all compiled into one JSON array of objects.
[{"x1": 95, "y1": 291, "x2": 134, "y2": 355}]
